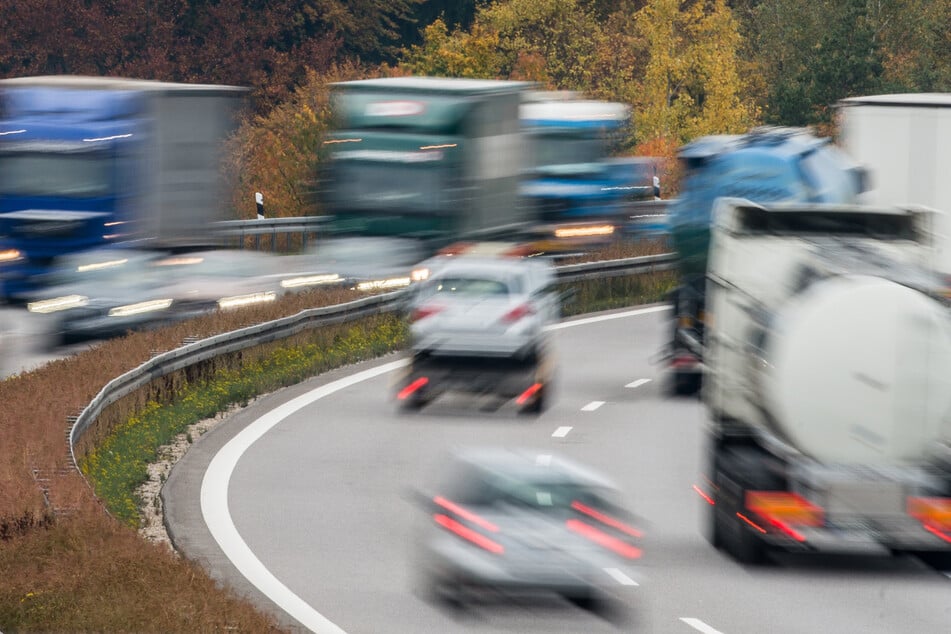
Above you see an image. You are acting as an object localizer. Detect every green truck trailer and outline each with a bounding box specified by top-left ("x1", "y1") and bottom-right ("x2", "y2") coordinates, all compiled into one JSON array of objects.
[{"x1": 320, "y1": 77, "x2": 535, "y2": 247}]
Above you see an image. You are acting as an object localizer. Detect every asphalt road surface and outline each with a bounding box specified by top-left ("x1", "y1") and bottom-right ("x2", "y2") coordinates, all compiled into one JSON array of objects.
[{"x1": 165, "y1": 305, "x2": 951, "y2": 633}]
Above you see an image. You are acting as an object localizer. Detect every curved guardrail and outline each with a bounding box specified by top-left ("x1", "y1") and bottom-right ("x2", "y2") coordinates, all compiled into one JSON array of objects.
[{"x1": 68, "y1": 253, "x2": 676, "y2": 466}]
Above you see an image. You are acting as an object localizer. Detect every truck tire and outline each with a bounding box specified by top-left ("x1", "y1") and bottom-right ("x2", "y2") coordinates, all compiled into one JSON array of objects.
[
  {"x1": 715, "y1": 446, "x2": 779, "y2": 566},
  {"x1": 673, "y1": 372, "x2": 701, "y2": 396}
]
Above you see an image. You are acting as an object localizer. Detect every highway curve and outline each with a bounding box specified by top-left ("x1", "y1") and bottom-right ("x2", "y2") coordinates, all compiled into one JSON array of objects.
[{"x1": 164, "y1": 306, "x2": 951, "y2": 633}]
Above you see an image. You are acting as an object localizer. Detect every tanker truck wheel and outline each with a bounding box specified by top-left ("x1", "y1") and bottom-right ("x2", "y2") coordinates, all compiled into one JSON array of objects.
[{"x1": 716, "y1": 446, "x2": 779, "y2": 566}]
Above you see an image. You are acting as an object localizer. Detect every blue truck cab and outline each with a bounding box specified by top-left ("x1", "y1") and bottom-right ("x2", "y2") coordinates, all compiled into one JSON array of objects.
[
  {"x1": 0, "y1": 88, "x2": 146, "y2": 297},
  {"x1": 519, "y1": 96, "x2": 658, "y2": 240},
  {"x1": 666, "y1": 127, "x2": 866, "y2": 394},
  {"x1": 0, "y1": 76, "x2": 246, "y2": 300}
]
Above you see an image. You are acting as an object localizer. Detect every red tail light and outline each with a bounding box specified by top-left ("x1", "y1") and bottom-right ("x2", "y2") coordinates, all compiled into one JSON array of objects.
[
  {"x1": 397, "y1": 377, "x2": 429, "y2": 401},
  {"x1": 434, "y1": 496, "x2": 499, "y2": 533},
  {"x1": 571, "y1": 501, "x2": 643, "y2": 538},
  {"x1": 434, "y1": 514, "x2": 505, "y2": 554},
  {"x1": 515, "y1": 382, "x2": 544, "y2": 405},
  {"x1": 501, "y1": 303, "x2": 534, "y2": 323},
  {"x1": 411, "y1": 304, "x2": 444, "y2": 322},
  {"x1": 566, "y1": 519, "x2": 642, "y2": 559}
]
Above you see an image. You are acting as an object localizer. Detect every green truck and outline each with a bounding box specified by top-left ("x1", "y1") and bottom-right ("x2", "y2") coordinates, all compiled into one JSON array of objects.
[{"x1": 321, "y1": 77, "x2": 534, "y2": 248}]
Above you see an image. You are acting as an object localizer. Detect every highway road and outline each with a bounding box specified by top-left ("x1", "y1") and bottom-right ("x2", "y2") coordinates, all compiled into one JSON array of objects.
[{"x1": 165, "y1": 305, "x2": 951, "y2": 633}]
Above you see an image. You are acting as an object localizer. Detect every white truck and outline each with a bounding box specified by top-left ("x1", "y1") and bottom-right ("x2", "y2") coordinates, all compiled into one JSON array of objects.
[
  {"x1": 838, "y1": 93, "x2": 951, "y2": 278},
  {"x1": 695, "y1": 198, "x2": 951, "y2": 565}
]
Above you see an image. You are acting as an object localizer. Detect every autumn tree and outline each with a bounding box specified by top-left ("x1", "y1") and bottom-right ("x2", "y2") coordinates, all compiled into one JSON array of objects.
[
  {"x1": 631, "y1": 0, "x2": 758, "y2": 143},
  {"x1": 0, "y1": 0, "x2": 424, "y2": 110},
  {"x1": 225, "y1": 63, "x2": 369, "y2": 219},
  {"x1": 401, "y1": 18, "x2": 506, "y2": 79},
  {"x1": 401, "y1": 0, "x2": 607, "y2": 88}
]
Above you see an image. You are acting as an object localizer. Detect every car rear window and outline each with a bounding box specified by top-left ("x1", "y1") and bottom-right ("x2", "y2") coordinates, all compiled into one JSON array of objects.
[{"x1": 431, "y1": 277, "x2": 512, "y2": 296}]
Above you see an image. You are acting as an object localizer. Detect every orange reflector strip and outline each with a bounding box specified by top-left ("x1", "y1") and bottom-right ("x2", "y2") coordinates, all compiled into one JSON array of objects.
[
  {"x1": 736, "y1": 512, "x2": 766, "y2": 534},
  {"x1": 693, "y1": 484, "x2": 715, "y2": 506},
  {"x1": 434, "y1": 514, "x2": 504, "y2": 554},
  {"x1": 746, "y1": 491, "x2": 823, "y2": 527},
  {"x1": 908, "y1": 497, "x2": 951, "y2": 530},
  {"x1": 396, "y1": 377, "x2": 428, "y2": 400},
  {"x1": 433, "y1": 496, "x2": 499, "y2": 533},
  {"x1": 566, "y1": 519, "x2": 642, "y2": 559},
  {"x1": 571, "y1": 501, "x2": 643, "y2": 538},
  {"x1": 515, "y1": 382, "x2": 543, "y2": 405}
]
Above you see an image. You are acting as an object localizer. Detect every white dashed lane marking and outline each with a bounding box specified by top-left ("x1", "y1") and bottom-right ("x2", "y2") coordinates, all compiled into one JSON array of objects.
[
  {"x1": 603, "y1": 567, "x2": 638, "y2": 586},
  {"x1": 680, "y1": 617, "x2": 725, "y2": 634},
  {"x1": 552, "y1": 426, "x2": 573, "y2": 438},
  {"x1": 581, "y1": 401, "x2": 605, "y2": 412},
  {"x1": 625, "y1": 378, "x2": 652, "y2": 389}
]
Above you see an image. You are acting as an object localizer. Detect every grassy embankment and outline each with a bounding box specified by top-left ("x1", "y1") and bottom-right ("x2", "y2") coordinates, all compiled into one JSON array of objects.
[{"x1": 0, "y1": 239, "x2": 676, "y2": 632}]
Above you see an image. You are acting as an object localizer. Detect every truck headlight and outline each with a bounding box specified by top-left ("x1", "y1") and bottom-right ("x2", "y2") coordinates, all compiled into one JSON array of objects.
[{"x1": 0, "y1": 249, "x2": 23, "y2": 264}]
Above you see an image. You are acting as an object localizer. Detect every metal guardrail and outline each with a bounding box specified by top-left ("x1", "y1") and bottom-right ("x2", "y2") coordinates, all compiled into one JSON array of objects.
[
  {"x1": 213, "y1": 201, "x2": 673, "y2": 251},
  {"x1": 214, "y1": 215, "x2": 332, "y2": 251},
  {"x1": 68, "y1": 253, "x2": 675, "y2": 466}
]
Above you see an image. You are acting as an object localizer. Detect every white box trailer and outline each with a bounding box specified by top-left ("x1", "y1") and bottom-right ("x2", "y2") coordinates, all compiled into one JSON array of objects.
[{"x1": 837, "y1": 94, "x2": 951, "y2": 274}]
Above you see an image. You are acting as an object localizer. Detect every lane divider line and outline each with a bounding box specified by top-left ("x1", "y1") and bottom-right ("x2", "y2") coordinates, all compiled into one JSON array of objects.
[
  {"x1": 603, "y1": 567, "x2": 638, "y2": 586},
  {"x1": 201, "y1": 304, "x2": 669, "y2": 633},
  {"x1": 552, "y1": 426, "x2": 573, "y2": 438},
  {"x1": 581, "y1": 400, "x2": 605, "y2": 412},
  {"x1": 625, "y1": 378, "x2": 652, "y2": 389},
  {"x1": 680, "y1": 617, "x2": 725, "y2": 634}
]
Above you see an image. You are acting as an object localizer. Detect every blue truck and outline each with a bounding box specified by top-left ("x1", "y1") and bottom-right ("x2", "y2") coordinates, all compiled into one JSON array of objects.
[
  {"x1": 0, "y1": 76, "x2": 246, "y2": 299},
  {"x1": 519, "y1": 94, "x2": 660, "y2": 245},
  {"x1": 665, "y1": 127, "x2": 867, "y2": 394}
]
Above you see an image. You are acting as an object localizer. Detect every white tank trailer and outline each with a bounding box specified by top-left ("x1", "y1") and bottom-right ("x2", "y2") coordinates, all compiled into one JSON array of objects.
[{"x1": 696, "y1": 198, "x2": 951, "y2": 565}]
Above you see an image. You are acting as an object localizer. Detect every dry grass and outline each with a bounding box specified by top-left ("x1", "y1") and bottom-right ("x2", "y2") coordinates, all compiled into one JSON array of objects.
[
  {"x1": 0, "y1": 286, "x2": 368, "y2": 632},
  {"x1": 0, "y1": 509, "x2": 284, "y2": 632}
]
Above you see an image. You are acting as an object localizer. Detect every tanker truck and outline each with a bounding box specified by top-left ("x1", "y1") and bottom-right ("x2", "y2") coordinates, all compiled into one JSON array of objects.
[
  {"x1": 665, "y1": 128, "x2": 866, "y2": 394},
  {"x1": 695, "y1": 198, "x2": 951, "y2": 566}
]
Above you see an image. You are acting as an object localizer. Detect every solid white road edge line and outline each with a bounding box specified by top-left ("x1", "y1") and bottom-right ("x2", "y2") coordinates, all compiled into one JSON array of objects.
[
  {"x1": 545, "y1": 303, "x2": 669, "y2": 331},
  {"x1": 581, "y1": 400, "x2": 605, "y2": 411},
  {"x1": 552, "y1": 426, "x2": 573, "y2": 438},
  {"x1": 680, "y1": 617, "x2": 726, "y2": 634},
  {"x1": 201, "y1": 304, "x2": 668, "y2": 633},
  {"x1": 625, "y1": 378, "x2": 652, "y2": 389},
  {"x1": 201, "y1": 359, "x2": 408, "y2": 634}
]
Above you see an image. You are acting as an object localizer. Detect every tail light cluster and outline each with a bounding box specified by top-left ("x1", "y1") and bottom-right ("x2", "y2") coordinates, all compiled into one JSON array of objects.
[
  {"x1": 433, "y1": 496, "x2": 504, "y2": 555},
  {"x1": 431, "y1": 496, "x2": 644, "y2": 560},
  {"x1": 410, "y1": 304, "x2": 444, "y2": 323},
  {"x1": 500, "y1": 303, "x2": 534, "y2": 324},
  {"x1": 908, "y1": 497, "x2": 951, "y2": 544},
  {"x1": 744, "y1": 491, "x2": 824, "y2": 543},
  {"x1": 568, "y1": 500, "x2": 643, "y2": 559}
]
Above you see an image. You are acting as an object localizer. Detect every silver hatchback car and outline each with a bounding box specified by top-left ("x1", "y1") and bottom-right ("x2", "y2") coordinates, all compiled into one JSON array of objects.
[
  {"x1": 415, "y1": 448, "x2": 642, "y2": 617},
  {"x1": 398, "y1": 255, "x2": 560, "y2": 413}
]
